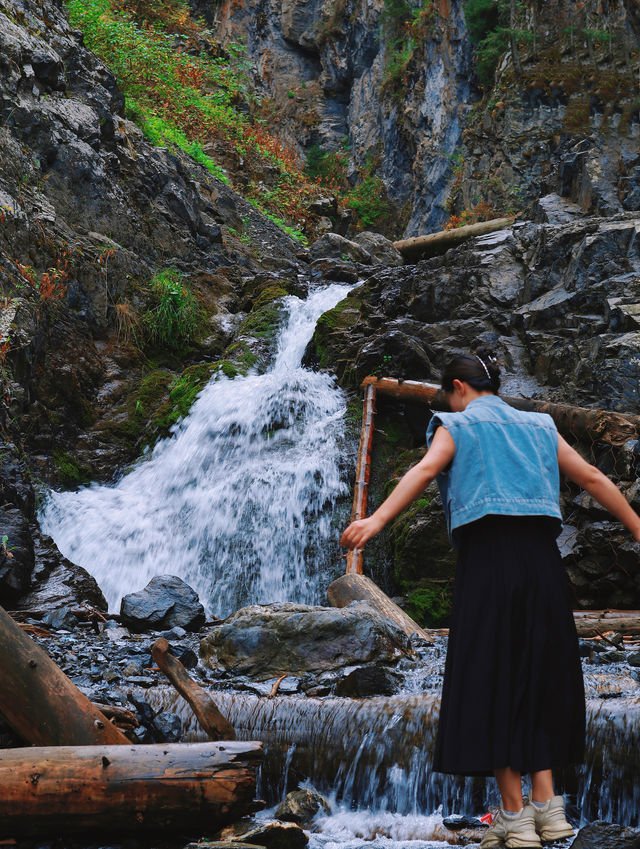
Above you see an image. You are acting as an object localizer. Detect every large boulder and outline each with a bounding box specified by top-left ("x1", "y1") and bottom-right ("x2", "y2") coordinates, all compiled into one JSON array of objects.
[
  {"x1": 120, "y1": 575, "x2": 205, "y2": 632},
  {"x1": 308, "y1": 233, "x2": 374, "y2": 265},
  {"x1": 352, "y1": 232, "x2": 404, "y2": 267},
  {"x1": 199, "y1": 602, "x2": 411, "y2": 678}
]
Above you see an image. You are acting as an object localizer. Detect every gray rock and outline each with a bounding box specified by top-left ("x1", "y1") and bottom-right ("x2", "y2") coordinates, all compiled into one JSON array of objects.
[
  {"x1": 200, "y1": 602, "x2": 411, "y2": 678},
  {"x1": 120, "y1": 575, "x2": 205, "y2": 633},
  {"x1": 569, "y1": 821, "x2": 640, "y2": 848},
  {"x1": 309, "y1": 233, "x2": 374, "y2": 264},
  {"x1": 352, "y1": 231, "x2": 404, "y2": 266},
  {"x1": 275, "y1": 788, "x2": 331, "y2": 824},
  {"x1": 219, "y1": 819, "x2": 308, "y2": 849},
  {"x1": 627, "y1": 651, "x2": 640, "y2": 668}
]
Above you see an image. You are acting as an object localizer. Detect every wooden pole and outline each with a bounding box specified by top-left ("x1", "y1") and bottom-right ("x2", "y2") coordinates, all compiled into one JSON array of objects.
[
  {"x1": 328, "y1": 573, "x2": 432, "y2": 642},
  {"x1": 0, "y1": 604, "x2": 129, "y2": 746},
  {"x1": 362, "y1": 377, "x2": 640, "y2": 446},
  {"x1": 346, "y1": 381, "x2": 376, "y2": 574},
  {"x1": 152, "y1": 638, "x2": 236, "y2": 741},
  {"x1": 393, "y1": 217, "x2": 515, "y2": 261},
  {"x1": 0, "y1": 742, "x2": 263, "y2": 836}
]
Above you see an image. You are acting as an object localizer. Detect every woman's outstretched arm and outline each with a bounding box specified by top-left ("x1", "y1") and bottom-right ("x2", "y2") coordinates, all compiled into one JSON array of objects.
[
  {"x1": 557, "y1": 434, "x2": 640, "y2": 542},
  {"x1": 340, "y1": 425, "x2": 456, "y2": 550}
]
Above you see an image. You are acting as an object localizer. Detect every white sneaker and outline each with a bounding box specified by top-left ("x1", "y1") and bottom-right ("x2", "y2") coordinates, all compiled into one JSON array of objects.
[
  {"x1": 524, "y1": 795, "x2": 575, "y2": 841},
  {"x1": 479, "y1": 804, "x2": 542, "y2": 848}
]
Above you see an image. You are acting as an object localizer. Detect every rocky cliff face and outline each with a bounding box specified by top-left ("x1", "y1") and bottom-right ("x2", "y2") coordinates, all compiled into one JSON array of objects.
[
  {"x1": 448, "y1": 0, "x2": 640, "y2": 223},
  {"x1": 205, "y1": 0, "x2": 474, "y2": 236}
]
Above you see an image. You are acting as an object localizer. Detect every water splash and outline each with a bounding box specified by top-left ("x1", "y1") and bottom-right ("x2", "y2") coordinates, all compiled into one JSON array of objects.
[{"x1": 39, "y1": 283, "x2": 354, "y2": 615}]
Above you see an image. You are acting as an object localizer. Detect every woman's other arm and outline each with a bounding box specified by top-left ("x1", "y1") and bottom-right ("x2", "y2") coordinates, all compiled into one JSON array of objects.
[
  {"x1": 557, "y1": 434, "x2": 640, "y2": 542},
  {"x1": 340, "y1": 425, "x2": 456, "y2": 550}
]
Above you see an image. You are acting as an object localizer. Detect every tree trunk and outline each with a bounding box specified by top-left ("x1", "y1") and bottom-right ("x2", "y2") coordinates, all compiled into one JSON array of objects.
[
  {"x1": 152, "y1": 638, "x2": 236, "y2": 741},
  {"x1": 328, "y1": 573, "x2": 432, "y2": 642},
  {"x1": 360, "y1": 377, "x2": 640, "y2": 446},
  {"x1": 0, "y1": 603, "x2": 129, "y2": 746},
  {"x1": 573, "y1": 611, "x2": 640, "y2": 637},
  {"x1": 393, "y1": 217, "x2": 515, "y2": 261},
  {"x1": 0, "y1": 742, "x2": 263, "y2": 836},
  {"x1": 346, "y1": 382, "x2": 376, "y2": 575}
]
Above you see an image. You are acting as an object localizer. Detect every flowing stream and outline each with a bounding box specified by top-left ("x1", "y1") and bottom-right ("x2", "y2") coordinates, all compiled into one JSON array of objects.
[{"x1": 40, "y1": 283, "x2": 354, "y2": 616}]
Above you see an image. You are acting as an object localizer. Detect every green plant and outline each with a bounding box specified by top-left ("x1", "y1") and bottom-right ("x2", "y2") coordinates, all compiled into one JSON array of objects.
[{"x1": 142, "y1": 268, "x2": 201, "y2": 349}]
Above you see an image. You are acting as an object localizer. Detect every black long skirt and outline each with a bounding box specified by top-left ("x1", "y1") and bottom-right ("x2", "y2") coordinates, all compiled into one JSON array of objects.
[{"x1": 433, "y1": 514, "x2": 586, "y2": 777}]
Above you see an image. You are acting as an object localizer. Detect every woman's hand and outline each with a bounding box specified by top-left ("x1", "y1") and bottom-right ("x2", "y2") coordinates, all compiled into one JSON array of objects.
[{"x1": 340, "y1": 515, "x2": 385, "y2": 550}]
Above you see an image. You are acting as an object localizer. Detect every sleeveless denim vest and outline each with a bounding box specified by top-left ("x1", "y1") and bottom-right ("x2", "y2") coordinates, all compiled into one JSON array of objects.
[{"x1": 425, "y1": 394, "x2": 562, "y2": 544}]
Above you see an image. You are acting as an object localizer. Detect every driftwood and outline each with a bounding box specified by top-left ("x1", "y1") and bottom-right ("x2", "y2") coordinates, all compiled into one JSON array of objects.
[
  {"x1": 0, "y1": 604, "x2": 129, "y2": 746},
  {"x1": 573, "y1": 610, "x2": 640, "y2": 637},
  {"x1": 0, "y1": 742, "x2": 263, "y2": 836},
  {"x1": 346, "y1": 381, "x2": 376, "y2": 575},
  {"x1": 152, "y1": 638, "x2": 235, "y2": 740},
  {"x1": 361, "y1": 377, "x2": 640, "y2": 446},
  {"x1": 394, "y1": 216, "x2": 515, "y2": 260},
  {"x1": 92, "y1": 702, "x2": 139, "y2": 730},
  {"x1": 328, "y1": 573, "x2": 432, "y2": 642}
]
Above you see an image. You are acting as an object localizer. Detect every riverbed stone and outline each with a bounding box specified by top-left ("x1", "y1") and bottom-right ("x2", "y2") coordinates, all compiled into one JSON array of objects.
[
  {"x1": 199, "y1": 602, "x2": 411, "y2": 678},
  {"x1": 275, "y1": 788, "x2": 331, "y2": 824},
  {"x1": 120, "y1": 575, "x2": 205, "y2": 633},
  {"x1": 569, "y1": 821, "x2": 640, "y2": 848},
  {"x1": 334, "y1": 664, "x2": 400, "y2": 697},
  {"x1": 218, "y1": 820, "x2": 308, "y2": 849}
]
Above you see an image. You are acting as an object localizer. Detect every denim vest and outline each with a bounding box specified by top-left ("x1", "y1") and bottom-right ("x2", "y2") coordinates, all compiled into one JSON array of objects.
[{"x1": 425, "y1": 395, "x2": 562, "y2": 544}]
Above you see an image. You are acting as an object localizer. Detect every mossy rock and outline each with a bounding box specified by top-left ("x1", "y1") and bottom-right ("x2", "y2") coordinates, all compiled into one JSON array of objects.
[
  {"x1": 53, "y1": 450, "x2": 92, "y2": 489},
  {"x1": 153, "y1": 363, "x2": 218, "y2": 432},
  {"x1": 404, "y1": 581, "x2": 453, "y2": 628}
]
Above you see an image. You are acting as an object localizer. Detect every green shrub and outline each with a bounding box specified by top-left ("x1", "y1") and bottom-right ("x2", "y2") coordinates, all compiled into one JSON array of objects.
[
  {"x1": 347, "y1": 175, "x2": 393, "y2": 228},
  {"x1": 405, "y1": 583, "x2": 453, "y2": 627},
  {"x1": 142, "y1": 268, "x2": 201, "y2": 349}
]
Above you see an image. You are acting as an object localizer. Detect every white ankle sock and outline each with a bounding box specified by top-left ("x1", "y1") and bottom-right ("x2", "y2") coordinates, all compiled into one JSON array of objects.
[
  {"x1": 502, "y1": 808, "x2": 520, "y2": 816},
  {"x1": 531, "y1": 799, "x2": 547, "y2": 808}
]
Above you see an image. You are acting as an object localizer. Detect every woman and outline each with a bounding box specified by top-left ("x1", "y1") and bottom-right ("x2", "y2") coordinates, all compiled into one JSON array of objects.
[{"x1": 340, "y1": 351, "x2": 640, "y2": 849}]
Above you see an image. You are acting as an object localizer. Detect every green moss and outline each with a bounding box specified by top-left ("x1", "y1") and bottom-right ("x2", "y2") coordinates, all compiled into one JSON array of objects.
[
  {"x1": 405, "y1": 582, "x2": 453, "y2": 627},
  {"x1": 53, "y1": 451, "x2": 91, "y2": 489},
  {"x1": 153, "y1": 363, "x2": 216, "y2": 431},
  {"x1": 226, "y1": 340, "x2": 259, "y2": 372}
]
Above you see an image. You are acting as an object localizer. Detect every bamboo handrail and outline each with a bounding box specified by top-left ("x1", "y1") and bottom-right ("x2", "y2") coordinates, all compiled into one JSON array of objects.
[{"x1": 346, "y1": 382, "x2": 376, "y2": 574}]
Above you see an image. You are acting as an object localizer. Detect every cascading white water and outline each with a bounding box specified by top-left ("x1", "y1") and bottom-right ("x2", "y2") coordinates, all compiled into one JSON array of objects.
[{"x1": 39, "y1": 283, "x2": 354, "y2": 615}]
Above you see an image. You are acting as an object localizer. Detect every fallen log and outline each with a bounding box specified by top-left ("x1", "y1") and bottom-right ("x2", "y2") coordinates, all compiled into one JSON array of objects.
[
  {"x1": 328, "y1": 573, "x2": 433, "y2": 642},
  {"x1": 152, "y1": 637, "x2": 235, "y2": 741},
  {"x1": 0, "y1": 742, "x2": 263, "y2": 836},
  {"x1": 92, "y1": 702, "x2": 139, "y2": 729},
  {"x1": 0, "y1": 603, "x2": 129, "y2": 746},
  {"x1": 346, "y1": 381, "x2": 376, "y2": 575},
  {"x1": 394, "y1": 216, "x2": 515, "y2": 260},
  {"x1": 362, "y1": 377, "x2": 640, "y2": 445},
  {"x1": 573, "y1": 614, "x2": 640, "y2": 637}
]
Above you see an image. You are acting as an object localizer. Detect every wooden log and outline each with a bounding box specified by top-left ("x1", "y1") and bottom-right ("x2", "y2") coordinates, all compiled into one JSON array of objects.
[
  {"x1": 0, "y1": 741, "x2": 263, "y2": 836},
  {"x1": 362, "y1": 377, "x2": 640, "y2": 446},
  {"x1": 92, "y1": 702, "x2": 139, "y2": 729},
  {"x1": 0, "y1": 603, "x2": 129, "y2": 746},
  {"x1": 152, "y1": 638, "x2": 236, "y2": 741},
  {"x1": 346, "y1": 381, "x2": 377, "y2": 575},
  {"x1": 573, "y1": 615, "x2": 640, "y2": 637},
  {"x1": 328, "y1": 573, "x2": 433, "y2": 642},
  {"x1": 394, "y1": 216, "x2": 515, "y2": 260}
]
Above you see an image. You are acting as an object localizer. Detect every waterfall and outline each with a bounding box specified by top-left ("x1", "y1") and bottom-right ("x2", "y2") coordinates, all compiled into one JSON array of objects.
[
  {"x1": 146, "y1": 688, "x2": 640, "y2": 829},
  {"x1": 39, "y1": 283, "x2": 354, "y2": 616}
]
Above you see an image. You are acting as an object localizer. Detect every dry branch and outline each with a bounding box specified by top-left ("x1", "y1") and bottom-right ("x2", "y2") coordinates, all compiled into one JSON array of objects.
[{"x1": 152, "y1": 637, "x2": 235, "y2": 740}]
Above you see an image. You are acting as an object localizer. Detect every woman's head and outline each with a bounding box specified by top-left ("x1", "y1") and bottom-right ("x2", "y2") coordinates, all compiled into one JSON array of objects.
[{"x1": 440, "y1": 348, "x2": 501, "y2": 410}]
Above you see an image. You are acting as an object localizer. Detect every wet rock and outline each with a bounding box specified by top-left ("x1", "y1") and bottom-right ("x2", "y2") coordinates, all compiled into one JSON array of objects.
[
  {"x1": 219, "y1": 820, "x2": 308, "y2": 849},
  {"x1": 200, "y1": 602, "x2": 411, "y2": 678},
  {"x1": 151, "y1": 710, "x2": 182, "y2": 743},
  {"x1": 275, "y1": 788, "x2": 331, "y2": 824},
  {"x1": 309, "y1": 233, "x2": 374, "y2": 265},
  {"x1": 120, "y1": 575, "x2": 205, "y2": 633},
  {"x1": 569, "y1": 821, "x2": 640, "y2": 848},
  {"x1": 14, "y1": 532, "x2": 107, "y2": 613},
  {"x1": 40, "y1": 605, "x2": 79, "y2": 630},
  {"x1": 334, "y1": 664, "x2": 399, "y2": 697},
  {"x1": 0, "y1": 505, "x2": 34, "y2": 605},
  {"x1": 627, "y1": 651, "x2": 640, "y2": 668}
]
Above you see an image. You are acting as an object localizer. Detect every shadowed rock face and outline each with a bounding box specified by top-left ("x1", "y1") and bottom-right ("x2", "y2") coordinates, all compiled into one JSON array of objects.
[
  {"x1": 305, "y1": 213, "x2": 640, "y2": 610},
  {"x1": 207, "y1": 0, "x2": 474, "y2": 237}
]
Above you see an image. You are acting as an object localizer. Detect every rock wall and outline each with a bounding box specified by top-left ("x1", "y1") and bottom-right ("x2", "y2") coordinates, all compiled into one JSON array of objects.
[{"x1": 205, "y1": 0, "x2": 474, "y2": 236}]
